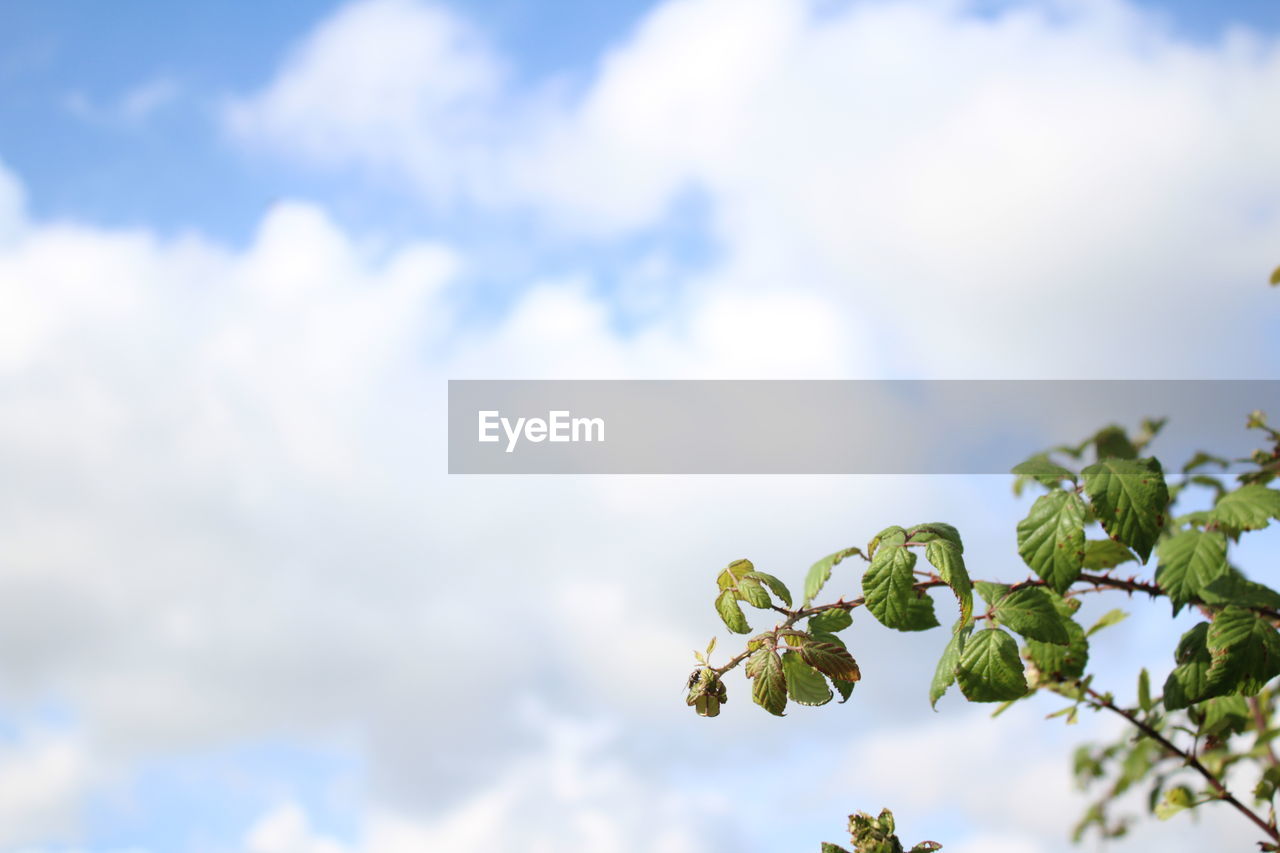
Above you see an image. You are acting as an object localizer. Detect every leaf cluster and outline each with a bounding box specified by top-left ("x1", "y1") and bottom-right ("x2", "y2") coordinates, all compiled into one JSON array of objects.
[{"x1": 686, "y1": 411, "x2": 1280, "y2": 850}]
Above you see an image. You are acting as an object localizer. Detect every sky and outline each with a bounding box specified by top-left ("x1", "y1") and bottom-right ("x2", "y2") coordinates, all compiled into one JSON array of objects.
[{"x1": 0, "y1": 0, "x2": 1279, "y2": 851}]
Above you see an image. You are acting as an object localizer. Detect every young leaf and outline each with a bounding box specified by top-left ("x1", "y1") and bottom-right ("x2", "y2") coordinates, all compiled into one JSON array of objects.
[
  {"x1": 1081, "y1": 457, "x2": 1169, "y2": 563},
  {"x1": 993, "y1": 586, "x2": 1071, "y2": 645},
  {"x1": 1154, "y1": 530, "x2": 1228, "y2": 615},
  {"x1": 1155, "y1": 785, "x2": 1195, "y2": 820},
  {"x1": 863, "y1": 545, "x2": 939, "y2": 631},
  {"x1": 715, "y1": 589, "x2": 751, "y2": 634},
  {"x1": 956, "y1": 627, "x2": 1029, "y2": 702},
  {"x1": 685, "y1": 669, "x2": 728, "y2": 717},
  {"x1": 925, "y1": 539, "x2": 973, "y2": 626},
  {"x1": 748, "y1": 647, "x2": 787, "y2": 716},
  {"x1": 907, "y1": 523, "x2": 964, "y2": 548},
  {"x1": 804, "y1": 548, "x2": 860, "y2": 605},
  {"x1": 799, "y1": 639, "x2": 863, "y2": 683},
  {"x1": 1206, "y1": 606, "x2": 1280, "y2": 693},
  {"x1": 1163, "y1": 622, "x2": 1234, "y2": 710},
  {"x1": 809, "y1": 629, "x2": 858, "y2": 701},
  {"x1": 1086, "y1": 609, "x2": 1128, "y2": 637},
  {"x1": 1081, "y1": 539, "x2": 1136, "y2": 570},
  {"x1": 744, "y1": 571, "x2": 792, "y2": 607},
  {"x1": 809, "y1": 608, "x2": 853, "y2": 633},
  {"x1": 1092, "y1": 425, "x2": 1138, "y2": 460},
  {"x1": 975, "y1": 581, "x2": 1010, "y2": 609},
  {"x1": 1208, "y1": 485, "x2": 1280, "y2": 532},
  {"x1": 1011, "y1": 457, "x2": 1077, "y2": 486},
  {"x1": 1199, "y1": 570, "x2": 1280, "y2": 610},
  {"x1": 737, "y1": 577, "x2": 772, "y2": 609},
  {"x1": 1198, "y1": 694, "x2": 1250, "y2": 737},
  {"x1": 930, "y1": 621, "x2": 972, "y2": 708},
  {"x1": 1016, "y1": 490, "x2": 1086, "y2": 593},
  {"x1": 1137, "y1": 668, "x2": 1152, "y2": 712},
  {"x1": 1027, "y1": 596, "x2": 1089, "y2": 682},
  {"x1": 781, "y1": 650, "x2": 833, "y2": 706},
  {"x1": 717, "y1": 558, "x2": 754, "y2": 590}
]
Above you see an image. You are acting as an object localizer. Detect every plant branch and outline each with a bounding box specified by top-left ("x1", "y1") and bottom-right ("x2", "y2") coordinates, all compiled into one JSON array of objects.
[
  {"x1": 1250, "y1": 695, "x2": 1280, "y2": 769},
  {"x1": 1082, "y1": 686, "x2": 1280, "y2": 844}
]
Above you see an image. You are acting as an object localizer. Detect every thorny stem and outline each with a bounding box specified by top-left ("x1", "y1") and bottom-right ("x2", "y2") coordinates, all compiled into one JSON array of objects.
[
  {"x1": 710, "y1": 570, "x2": 1278, "y2": 678},
  {"x1": 1081, "y1": 686, "x2": 1280, "y2": 844}
]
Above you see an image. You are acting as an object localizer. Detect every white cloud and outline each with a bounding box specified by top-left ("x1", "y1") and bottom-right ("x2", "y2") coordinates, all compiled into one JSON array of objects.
[
  {"x1": 226, "y1": 0, "x2": 1280, "y2": 376},
  {"x1": 0, "y1": 727, "x2": 94, "y2": 847},
  {"x1": 0, "y1": 160, "x2": 898, "y2": 848},
  {"x1": 6, "y1": 0, "x2": 1280, "y2": 848},
  {"x1": 241, "y1": 714, "x2": 727, "y2": 853},
  {"x1": 0, "y1": 161, "x2": 1123, "y2": 850},
  {"x1": 64, "y1": 77, "x2": 181, "y2": 126},
  {"x1": 224, "y1": 0, "x2": 505, "y2": 203},
  {"x1": 117, "y1": 78, "x2": 180, "y2": 122},
  {"x1": 246, "y1": 803, "x2": 349, "y2": 853}
]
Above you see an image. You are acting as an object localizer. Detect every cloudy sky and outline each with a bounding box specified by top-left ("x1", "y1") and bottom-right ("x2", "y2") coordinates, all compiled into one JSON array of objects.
[{"x1": 1, "y1": 0, "x2": 1279, "y2": 851}]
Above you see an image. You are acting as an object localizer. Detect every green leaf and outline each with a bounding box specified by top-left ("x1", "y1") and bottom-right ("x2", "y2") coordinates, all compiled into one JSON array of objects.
[
  {"x1": 804, "y1": 548, "x2": 860, "y2": 605},
  {"x1": 780, "y1": 650, "x2": 832, "y2": 706},
  {"x1": 957, "y1": 627, "x2": 1028, "y2": 702},
  {"x1": 907, "y1": 523, "x2": 964, "y2": 548},
  {"x1": 1092, "y1": 425, "x2": 1138, "y2": 460},
  {"x1": 715, "y1": 590, "x2": 750, "y2": 634},
  {"x1": 1206, "y1": 606, "x2": 1280, "y2": 693},
  {"x1": 1155, "y1": 785, "x2": 1194, "y2": 820},
  {"x1": 975, "y1": 581, "x2": 1010, "y2": 609},
  {"x1": 1163, "y1": 622, "x2": 1238, "y2": 710},
  {"x1": 748, "y1": 647, "x2": 787, "y2": 716},
  {"x1": 685, "y1": 669, "x2": 728, "y2": 717},
  {"x1": 799, "y1": 638, "x2": 863, "y2": 683},
  {"x1": 809, "y1": 609, "x2": 853, "y2": 633},
  {"x1": 1256, "y1": 766, "x2": 1280, "y2": 803},
  {"x1": 993, "y1": 586, "x2": 1071, "y2": 645},
  {"x1": 1154, "y1": 530, "x2": 1228, "y2": 615},
  {"x1": 1198, "y1": 694, "x2": 1250, "y2": 737},
  {"x1": 863, "y1": 545, "x2": 939, "y2": 631},
  {"x1": 1081, "y1": 457, "x2": 1169, "y2": 563},
  {"x1": 901, "y1": 595, "x2": 940, "y2": 631},
  {"x1": 1081, "y1": 539, "x2": 1136, "y2": 570},
  {"x1": 930, "y1": 621, "x2": 972, "y2": 708},
  {"x1": 1138, "y1": 668, "x2": 1152, "y2": 711},
  {"x1": 1200, "y1": 570, "x2": 1280, "y2": 611},
  {"x1": 1086, "y1": 609, "x2": 1128, "y2": 637},
  {"x1": 819, "y1": 844, "x2": 851, "y2": 853},
  {"x1": 716, "y1": 558, "x2": 754, "y2": 590},
  {"x1": 1183, "y1": 450, "x2": 1230, "y2": 474},
  {"x1": 737, "y1": 577, "x2": 772, "y2": 609},
  {"x1": 809, "y1": 630, "x2": 859, "y2": 702},
  {"x1": 926, "y1": 539, "x2": 973, "y2": 626},
  {"x1": 1271, "y1": 265, "x2": 1280, "y2": 286},
  {"x1": 1209, "y1": 485, "x2": 1280, "y2": 532},
  {"x1": 1027, "y1": 595, "x2": 1089, "y2": 682},
  {"x1": 1011, "y1": 456, "x2": 1077, "y2": 486},
  {"x1": 744, "y1": 571, "x2": 792, "y2": 607},
  {"x1": 1016, "y1": 490, "x2": 1087, "y2": 593}
]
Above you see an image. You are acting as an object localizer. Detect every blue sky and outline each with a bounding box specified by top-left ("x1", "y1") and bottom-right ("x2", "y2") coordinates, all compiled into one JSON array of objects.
[
  {"x1": 2, "y1": 0, "x2": 1278, "y2": 242},
  {"x1": 1, "y1": 1, "x2": 1279, "y2": 851}
]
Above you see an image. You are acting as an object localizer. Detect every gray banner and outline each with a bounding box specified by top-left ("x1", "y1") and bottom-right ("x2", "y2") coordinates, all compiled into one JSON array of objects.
[{"x1": 447, "y1": 380, "x2": 1280, "y2": 474}]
